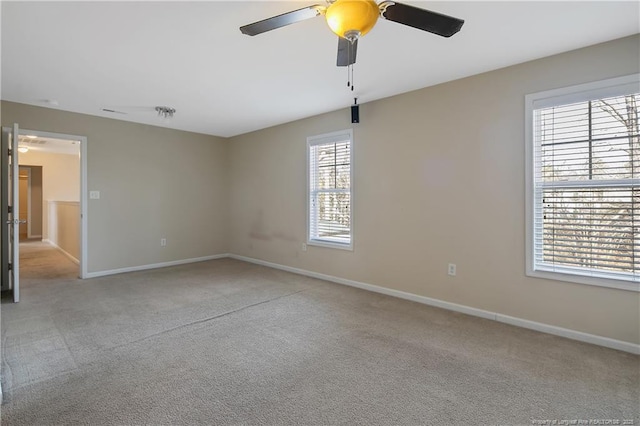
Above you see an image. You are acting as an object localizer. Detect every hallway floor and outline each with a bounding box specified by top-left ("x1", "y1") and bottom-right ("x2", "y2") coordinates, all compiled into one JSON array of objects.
[{"x1": 18, "y1": 241, "x2": 78, "y2": 281}]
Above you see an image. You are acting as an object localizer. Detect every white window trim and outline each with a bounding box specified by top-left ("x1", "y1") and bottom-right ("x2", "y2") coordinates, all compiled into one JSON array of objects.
[
  {"x1": 525, "y1": 73, "x2": 640, "y2": 292},
  {"x1": 307, "y1": 129, "x2": 354, "y2": 251}
]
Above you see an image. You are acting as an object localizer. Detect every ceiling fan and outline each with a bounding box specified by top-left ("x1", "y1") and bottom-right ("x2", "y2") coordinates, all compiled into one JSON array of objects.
[
  {"x1": 240, "y1": 0, "x2": 464, "y2": 67},
  {"x1": 101, "y1": 106, "x2": 176, "y2": 119}
]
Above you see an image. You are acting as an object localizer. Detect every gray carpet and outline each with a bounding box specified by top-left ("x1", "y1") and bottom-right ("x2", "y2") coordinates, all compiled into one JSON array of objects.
[{"x1": 1, "y1": 242, "x2": 638, "y2": 425}]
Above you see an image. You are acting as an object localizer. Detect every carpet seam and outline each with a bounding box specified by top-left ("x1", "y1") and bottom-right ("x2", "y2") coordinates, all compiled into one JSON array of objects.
[
  {"x1": 103, "y1": 288, "x2": 308, "y2": 351},
  {"x1": 1, "y1": 289, "x2": 308, "y2": 395}
]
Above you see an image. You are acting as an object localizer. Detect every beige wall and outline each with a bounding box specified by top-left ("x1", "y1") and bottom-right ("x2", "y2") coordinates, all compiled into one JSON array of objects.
[
  {"x1": 2, "y1": 103, "x2": 229, "y2": 273},
  {"x1": 19, "y1": 151, "x2": 79, "y2": 239},
  {"x1": 228, "y1": 35, "x2": 640, "y2": 345},
  {"x1": 48, "y1": 201, "x2": 80, "y2": 261}
]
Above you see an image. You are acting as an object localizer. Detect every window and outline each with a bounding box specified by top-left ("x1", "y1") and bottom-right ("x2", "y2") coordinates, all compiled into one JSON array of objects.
[
  {"x1": 307, "y1": 129, "x2": 353, "y2": 250},
  {"x1": 525, "y1": 74, "x2": 640, "y2": 291}
]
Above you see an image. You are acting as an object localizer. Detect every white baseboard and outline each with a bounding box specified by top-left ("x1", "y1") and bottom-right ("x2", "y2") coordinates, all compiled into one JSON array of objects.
[
  {"x1": 495, "y1": 314, "x2": 639, "y2": 354},
  {"x1": 43, "y1": 239, "x2": 79, "y2": 265},
  {"x1": 85, "y1": 254, "x2": 229, "y2": 279},
  {"x1": 228, "y1": 254, "x2": 640, "y2": 355}
]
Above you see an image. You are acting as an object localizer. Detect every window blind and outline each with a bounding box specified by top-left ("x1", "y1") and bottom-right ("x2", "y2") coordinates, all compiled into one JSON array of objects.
[
  {"x1": 533, "y1": 93, "x2": 640, "y2": 281},
  {"x1": 308, "y1": 131, "x2": 352, "y2": 247}
]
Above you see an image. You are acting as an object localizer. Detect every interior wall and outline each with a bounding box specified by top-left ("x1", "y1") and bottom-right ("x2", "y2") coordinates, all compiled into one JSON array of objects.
[
  {"x1": 29, "y1": 166, "x2": 43, "y2": 237},
  {"x1": 1, "y1": 104, "x2": 229, "y2": 273},
  {"x1": 228, "y1": 34, "x2": 640, "y2": 345},
  {"x1": 19, "y1": 152, "x2": 79, "y2": 239},
  {"x1": 48, "y1": 201, "x2": 80, "y2": 261},
  {"x1": 18, "y1": 172, "x2": 27, "y2": 239}
]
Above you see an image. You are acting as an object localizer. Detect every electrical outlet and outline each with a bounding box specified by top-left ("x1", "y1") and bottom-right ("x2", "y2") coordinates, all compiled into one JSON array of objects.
[
  {"x1": 161, "y1": 238, "x2": 167, "y2": 247},
  {"x1": 302, "y1": 243, "x2": 307, "y2": 252},
  {"x1": 448, "y1": 263, "x2": 456, "y2": 276}
]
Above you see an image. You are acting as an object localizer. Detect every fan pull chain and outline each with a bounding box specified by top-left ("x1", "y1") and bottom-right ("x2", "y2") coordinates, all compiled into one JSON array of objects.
[
  {"x1": 346, "y1": 40, "x2": 354, "y2": 91},
  {"x1": 351, "y1": 64, "x2": 354, "y2": 92},
  {"x1": 347, "y1": 64, "x2": 352, "y2": 91},
  {"x1": 347, "y1": 66, "x2": 350, "y2": 89}
]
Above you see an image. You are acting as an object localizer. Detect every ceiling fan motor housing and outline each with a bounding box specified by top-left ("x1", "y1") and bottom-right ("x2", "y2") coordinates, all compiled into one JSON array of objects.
[{"x1": 325, "y1": 0, "x2": 380, "y2": 39}]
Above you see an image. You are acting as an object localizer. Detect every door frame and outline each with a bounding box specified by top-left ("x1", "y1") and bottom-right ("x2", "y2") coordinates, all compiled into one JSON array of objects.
[{"x1": 21, "y1": 129, "x2": 88, "y2": 279}]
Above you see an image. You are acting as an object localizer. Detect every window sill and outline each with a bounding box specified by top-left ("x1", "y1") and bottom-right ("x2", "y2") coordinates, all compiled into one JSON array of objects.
[
  {"x1": 307, "y1": 239, "x2": 353, "y2": 251},
  {"x1": 526, "y1": 268, "x2": 639, "y2": 292}
]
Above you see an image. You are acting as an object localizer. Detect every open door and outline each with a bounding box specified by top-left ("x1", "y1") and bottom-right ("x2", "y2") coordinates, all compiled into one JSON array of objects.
[{"x1": 1, "y1": 124, "x2": 21, "y2": 302}]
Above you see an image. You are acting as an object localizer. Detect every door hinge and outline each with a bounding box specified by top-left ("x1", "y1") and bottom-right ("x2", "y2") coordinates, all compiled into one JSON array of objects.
[
  {"x1": 8, "y1": 262, "x2": 12, "y2": 271},
  {"x1": 8, "y1": 205, "x2": 12, "y2": 214},
  {"x1": 8, "y1": 149, "x2": 12, "y2": 156}
]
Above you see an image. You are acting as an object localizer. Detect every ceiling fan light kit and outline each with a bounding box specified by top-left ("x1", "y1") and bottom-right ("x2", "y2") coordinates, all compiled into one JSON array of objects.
[{"x1": 325, "y1": 0, "x2": 379, "y2": 40}]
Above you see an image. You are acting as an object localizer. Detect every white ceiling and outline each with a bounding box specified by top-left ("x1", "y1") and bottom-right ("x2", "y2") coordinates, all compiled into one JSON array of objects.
[
  {"x1": 1, "y1": 1, "x2": 639, "y2": 138},
  {"x1": 18, "y1": 135, "x2": 81, "y2": 155}
]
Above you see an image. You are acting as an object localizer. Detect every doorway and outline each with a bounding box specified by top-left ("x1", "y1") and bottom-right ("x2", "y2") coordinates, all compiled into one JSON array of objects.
[
  {"x1": 2, "y1": 126, "x2": 88, "y2": 303},
  {"x1": 19, "y1": 136, "x2": 81, "y2": 275},
  {"x1": 17, "y1": 131, "x2": 86, "y2": 278}
]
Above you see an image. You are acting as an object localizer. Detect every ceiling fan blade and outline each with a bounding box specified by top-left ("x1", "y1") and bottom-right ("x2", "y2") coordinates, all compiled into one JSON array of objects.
[
  {"x1": 240, "y1": 5, "x2": 324, "y2": 36},
  {"x1": 380, "y1": 1, "x2": 464, "y2": 38},
  {"x1": 101, "y1": 108, "x2": 127, "y2": 115},
  {"x1": 337, "y1": 37, "x2": 358, "y2": 67}
]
